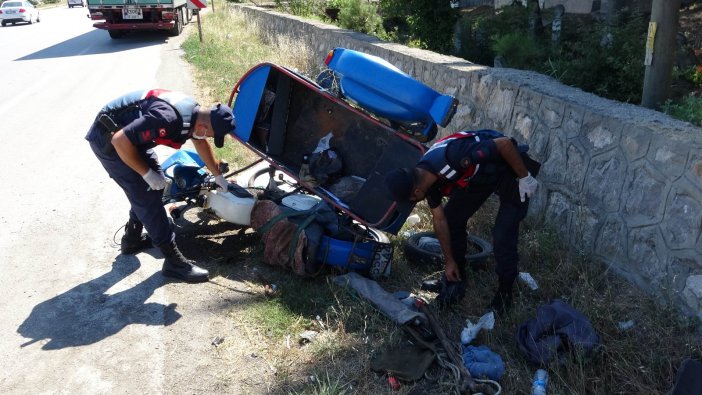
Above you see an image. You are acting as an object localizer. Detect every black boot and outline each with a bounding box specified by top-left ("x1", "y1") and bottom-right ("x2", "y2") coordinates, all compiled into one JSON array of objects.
[
  {"x1": 488, "y1": 285, "x2": 513, "y2": 316},
  {"x1": 121, "y1": 219, "x2": 153, "y2": 255},
  {"x1": 159, "y1": 241, "x2": 209, "y2": 283}
]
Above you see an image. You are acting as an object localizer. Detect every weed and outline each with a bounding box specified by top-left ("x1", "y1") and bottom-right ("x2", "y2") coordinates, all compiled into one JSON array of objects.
[
  {"x1": 291, "y1": 370, "x2": 354, "y2": 395},
  {"x1": 662, "y1": 94, "x2": 702, "y2": 126}
]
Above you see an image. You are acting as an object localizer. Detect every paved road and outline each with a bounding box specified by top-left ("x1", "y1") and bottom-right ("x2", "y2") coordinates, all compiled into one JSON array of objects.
[{"x1": 0, "y1": 7, "x2": 262, "y2": 394}]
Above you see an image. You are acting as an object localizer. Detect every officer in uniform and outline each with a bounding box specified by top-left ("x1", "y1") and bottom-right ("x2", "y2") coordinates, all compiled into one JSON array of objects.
[
  {"x1": 86, "y1": 89, "x2": 236, "y2": 283},
  {"x1": 385, "y1": 130, "x2": 539, "y2": 314}
]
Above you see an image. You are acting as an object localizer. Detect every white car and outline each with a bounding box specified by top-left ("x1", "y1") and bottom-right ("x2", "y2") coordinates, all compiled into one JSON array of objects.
[{"x1": 0, "y1": 1, "x2": 40, "y2": 26}]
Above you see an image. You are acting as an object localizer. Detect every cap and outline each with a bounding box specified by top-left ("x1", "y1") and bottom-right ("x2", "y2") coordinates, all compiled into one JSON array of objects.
[
  {"x1": 384, "y1": 167, "x2": 415, "y2": 202},
  {"x1": 210, "y1": 104, "x2": 235, "y2": 148}
]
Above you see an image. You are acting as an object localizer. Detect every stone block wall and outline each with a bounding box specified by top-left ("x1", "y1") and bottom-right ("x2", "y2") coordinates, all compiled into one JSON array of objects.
[{"x1": 234, "y1": 5, "x2": 702, "y2": 318}]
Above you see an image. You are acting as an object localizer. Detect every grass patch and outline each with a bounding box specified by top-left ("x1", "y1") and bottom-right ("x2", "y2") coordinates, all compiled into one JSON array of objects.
[
  {"x1": 183, "y1": 5, "x2": 702, "y2": 394},
  {"x1": 662, "y1": 93, "x2": 702, "y2": 127},
  {"x1": 182, "y1": 6, "x2": 320, "y2": 169}
]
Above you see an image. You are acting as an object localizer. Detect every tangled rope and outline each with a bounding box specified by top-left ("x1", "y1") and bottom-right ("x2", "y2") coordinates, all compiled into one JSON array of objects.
[{"x1": 425, "y1": 339, "x2": 502, "y2": 395}]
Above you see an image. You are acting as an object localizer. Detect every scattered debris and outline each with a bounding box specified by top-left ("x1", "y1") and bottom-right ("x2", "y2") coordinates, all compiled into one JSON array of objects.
[
  {"x1": 387, "y1": 376, "x2": 401, "y2": 391},
  {"x1": 299, "y1": 330, "x2": 319, "y2": 344},
  {"x1": 518, "y1": 272, "x2": 540, "y2": 290},
  {"x1": 264, "y1": 283, "x2": 278, "y2": 297},
  {"x1": 617, "y1": 320, "x2": 635, "y2": 332},
  {"x1": 211, "y1": 336, "x2": 224, "y2": 347},
  {"x1": 315, "y1": 315, "x2": 327, "y2": 330},
  {"x1": 461, "y1": 311, "x2": 496, "y2": 345}
]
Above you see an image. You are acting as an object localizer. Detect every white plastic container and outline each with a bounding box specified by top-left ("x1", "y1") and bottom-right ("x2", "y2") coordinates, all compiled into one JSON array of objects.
[{"x1": 206, "y1": 190, "x2": 256, "y2": 225}]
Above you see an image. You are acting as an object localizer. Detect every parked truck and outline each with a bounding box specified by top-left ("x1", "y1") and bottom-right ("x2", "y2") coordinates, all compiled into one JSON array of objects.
[{"x1": 87, "y1": 0, "x2": 194, "y2": 39}]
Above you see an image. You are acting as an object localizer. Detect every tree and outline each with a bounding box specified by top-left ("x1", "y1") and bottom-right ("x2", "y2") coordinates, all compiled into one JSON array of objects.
[{"x1": 641, "y1": 0, "x2": 681, "y2": 109}]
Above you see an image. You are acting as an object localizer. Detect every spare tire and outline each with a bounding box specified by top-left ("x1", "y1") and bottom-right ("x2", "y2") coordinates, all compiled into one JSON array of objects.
[{"x1": 403, "y1": 231, "x2": 492, "y2": 267}]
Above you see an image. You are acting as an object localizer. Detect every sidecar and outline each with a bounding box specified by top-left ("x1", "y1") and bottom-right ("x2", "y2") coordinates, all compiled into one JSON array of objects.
[{"x1": 229, "y1": 47, "x2": 457, "y2": 235}]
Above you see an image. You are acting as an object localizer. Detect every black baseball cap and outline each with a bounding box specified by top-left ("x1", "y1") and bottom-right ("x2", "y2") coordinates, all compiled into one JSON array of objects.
[
  {"x1": 385, "y1": 167, "x2": 416, "y2": 202},
  {"x1": 210, "y1": 104, "x2": 235, "y2": 148}
]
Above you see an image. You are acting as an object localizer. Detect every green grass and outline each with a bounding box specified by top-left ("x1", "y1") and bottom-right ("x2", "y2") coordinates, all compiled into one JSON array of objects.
[
  {"x1": 183, "y1": 5, "x2": 702, "y2": 394},
  {"x1": 662, "y1": 94, "x2": 702, "y2": 127},
  {"x1": 182, "y1": 5, "x2": 321, "y2": 169}
]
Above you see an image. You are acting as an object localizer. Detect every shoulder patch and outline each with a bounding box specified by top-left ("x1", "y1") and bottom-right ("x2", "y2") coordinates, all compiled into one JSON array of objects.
[{"x1": 158, "y1": 128, "x2": 167, "y2": 137}]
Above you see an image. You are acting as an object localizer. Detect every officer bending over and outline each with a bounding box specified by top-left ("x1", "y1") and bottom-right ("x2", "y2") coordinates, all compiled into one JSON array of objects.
[
  {"x1": 385, "y1": 130, "x2": 539, "y2": 314},
  {"x1": 86, "y1": 89, "x2": 235, "y2": 283}
]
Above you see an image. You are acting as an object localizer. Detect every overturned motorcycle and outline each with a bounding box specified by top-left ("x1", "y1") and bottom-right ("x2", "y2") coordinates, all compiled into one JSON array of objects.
[{"x1": 160, "y1": 47, "x2": 463, "y2": 280}]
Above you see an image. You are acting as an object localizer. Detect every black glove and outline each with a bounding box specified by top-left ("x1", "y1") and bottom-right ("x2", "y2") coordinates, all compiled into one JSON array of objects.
[{"x1": 436, "y1": 274, "x2": 467, "y2": 309}]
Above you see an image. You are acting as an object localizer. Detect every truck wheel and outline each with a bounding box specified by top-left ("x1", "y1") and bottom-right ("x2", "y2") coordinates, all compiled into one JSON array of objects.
[
  {"x1": 108, "y1": 30, "x2": 126, "y2": 39},
  {"x1": 169, "y1": 8, "x2": 183, "y2": 36},
  {"x1": 403, "y1": 231, "x2": 492, "y2": 267}
]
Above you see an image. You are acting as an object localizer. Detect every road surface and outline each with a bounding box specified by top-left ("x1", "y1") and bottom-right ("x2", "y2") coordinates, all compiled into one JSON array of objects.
[{"x1": 0, "y1": 6, "x2": 268, "y2": 394}]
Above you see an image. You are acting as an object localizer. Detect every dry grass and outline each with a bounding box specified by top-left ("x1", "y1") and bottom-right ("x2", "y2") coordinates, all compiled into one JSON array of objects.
[
  {"x1": 182, "y1": 5, "x2": 319, "y2": 170},
  {"x1": 182, "y1": 5, "x2": 702, "y2": 394}
]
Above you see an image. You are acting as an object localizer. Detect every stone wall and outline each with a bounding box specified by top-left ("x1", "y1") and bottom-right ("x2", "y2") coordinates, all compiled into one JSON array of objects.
[{"x1": 234, "y1": 4, "x2": 702, "y2": 318}]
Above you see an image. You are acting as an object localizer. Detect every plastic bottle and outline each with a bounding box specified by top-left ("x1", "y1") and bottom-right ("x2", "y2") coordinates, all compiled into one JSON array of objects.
[{"x1": 531, "y1": 369, "x2": 549, "y2": 395}]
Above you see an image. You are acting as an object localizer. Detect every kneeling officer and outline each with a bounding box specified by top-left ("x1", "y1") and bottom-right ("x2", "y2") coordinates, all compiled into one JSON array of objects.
[{"x1": 86, "y1": 89, "x2": 235, "y2": 283}]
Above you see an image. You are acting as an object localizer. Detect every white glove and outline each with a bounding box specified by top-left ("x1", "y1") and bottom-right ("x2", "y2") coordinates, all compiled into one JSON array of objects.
[
  {"x1": 518, "y1": 172, "x2": 538, "y2": 202},
  {"x1": 214, "y1": 174, "x2": 229, "y2": 191},
  {"x1": 142, "y1": 169, "x2": 167, "y2": 190}
]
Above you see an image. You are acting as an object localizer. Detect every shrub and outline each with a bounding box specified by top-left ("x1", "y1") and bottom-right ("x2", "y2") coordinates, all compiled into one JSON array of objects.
[
  {"x1": 544, "y1": 11, "x2": 648, "y2": 103},
  {"x1": 492, "y1": 31, "x2": 545, "y2": 69},
  {"x1": 379, "y1": 0, "x2": 459, "y2": 54},
  {"x1": 275, "y1": 0, "x2": 324, "y2": 17},
  {"x1": 678, "y1": 65, "x2": 702, "y2": 87},
  {"x1": 337, "y1": 0, "x2": 383, "y2": 36},
  {"x1": 662, "y1": 94, "x2": 702, "y2": 126},
  {"x1": 455, "y1": 4, "x2": 531, "y2": 66}
]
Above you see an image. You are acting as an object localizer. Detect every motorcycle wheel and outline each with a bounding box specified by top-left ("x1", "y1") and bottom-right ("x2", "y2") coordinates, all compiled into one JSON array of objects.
[
  {"x1": 247, "y1": 166, "x2": 288, "y2": 189},
  {"x1": 403, "y1": 231, "x2": 492, "y2": 267}
]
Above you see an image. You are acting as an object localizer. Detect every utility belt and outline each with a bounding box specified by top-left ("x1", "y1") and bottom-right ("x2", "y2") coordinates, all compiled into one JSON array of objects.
[{"x1": 96, "y1": 113, "x2": 120, "y2": 155}]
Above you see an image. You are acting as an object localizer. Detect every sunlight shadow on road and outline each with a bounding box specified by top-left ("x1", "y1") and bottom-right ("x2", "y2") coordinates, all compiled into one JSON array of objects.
[
  {"x1": 17, "y1": 254, "x2": 180, "y2": 350},
  {"x1": 15, "y1": 30, "x2": 167, "y2": 61}
]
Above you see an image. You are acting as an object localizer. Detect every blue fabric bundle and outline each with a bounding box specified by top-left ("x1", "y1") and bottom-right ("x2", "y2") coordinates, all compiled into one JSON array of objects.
[{"x1": 462, "y1": 345, "x2": 505, "y2": 381}]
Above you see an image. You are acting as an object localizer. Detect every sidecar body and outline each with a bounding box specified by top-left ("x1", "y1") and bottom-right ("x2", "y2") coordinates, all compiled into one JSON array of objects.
[{"x1": 229, "y1": 49, "x2": 456, "y2": 235}]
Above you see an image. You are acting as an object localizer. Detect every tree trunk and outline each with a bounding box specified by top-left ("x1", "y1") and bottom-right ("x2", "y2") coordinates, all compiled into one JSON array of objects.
[{"x1": 641, "y1": 0, "x2": 681, "y2": 110}]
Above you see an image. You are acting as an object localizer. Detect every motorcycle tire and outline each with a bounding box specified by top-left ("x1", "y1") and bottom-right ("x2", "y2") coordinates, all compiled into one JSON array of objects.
[
  {"x1": 247, "y1": 166, "x2": 289, "y2": 188},
  {"x1": 403, "y1": 231, "x2": 492, "y2": 267}
]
